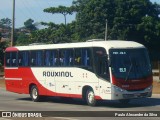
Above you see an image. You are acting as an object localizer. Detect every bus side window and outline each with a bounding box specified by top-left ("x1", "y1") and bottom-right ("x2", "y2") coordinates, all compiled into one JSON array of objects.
[
  {"x1": 19, "y1": 52, "x2": 23, "y2": 66},
  {"x1": 59, "y1": 49, "x2": 74, "y2": 66},
  {"x1": 74, "y1": 48, "x2": 93, "y2": 71},
  {"x1": 30, "y1": 51, "x2": 35, "y2": 66},
  {"x1": 10, "y1": 52, "x2": 18, "y2": 67},
  {"x1": 5, "y1": 52, "x2": 17, "y2": 67},
  {"x1": 44, "y1": 50, "x2": 57, "y2": 66},
  {"x1": 30, "y1": 51, "x2": 43, "y2": 67},
  {"x1": 75, "y1": 49, "x2": 81, "y2": 66},
  {"x1": 68, "y1": 49, "x2": 74, "y2": 66},
  {"x1": 59, "y1": 50, "x2": 64, "y2": 66},
  {"x1": 24, "y1": 51, "x2": 29, "y2": 66},
  {"x1": 82, "y1": 48, "x2": 91, "y2": 67},
  {"x1": 5, "y1": 52, "x2": 11, "y2": 67},
  {"x1": 36, "y1": 51, "x2": 43, "y2": 66},
  {"x1": 45, "y1": 50, "x2": 50, "y2": 66},
  {"x1": 54, "y1": 50, "x2": 59, "y2": 66},
  {"x1": 19, "y1": 51, "x2": 29, "y2": 67}
]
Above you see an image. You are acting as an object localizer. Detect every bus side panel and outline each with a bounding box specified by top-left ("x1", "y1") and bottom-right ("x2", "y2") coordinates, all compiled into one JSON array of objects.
[
  {"x1": 31, "y1": 67, "x2": 102, "y2": 99},
  {"x1": 98, "y1": 79, "x2": 112, "y2": 100},
  {"x1": 5, "y1": 68, "x2": 23, "y2": 94},
  {"x1": 30, "y1": 68, "x2": 56, "y2": 96},
  {"x1": 5, "y1": 67, "x2": 48, "y2": 95}
]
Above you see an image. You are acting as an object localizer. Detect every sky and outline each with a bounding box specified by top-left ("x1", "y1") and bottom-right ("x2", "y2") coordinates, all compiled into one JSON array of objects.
[{"x1": 0, "y1": 0, "x2": 160, "y2": 28}]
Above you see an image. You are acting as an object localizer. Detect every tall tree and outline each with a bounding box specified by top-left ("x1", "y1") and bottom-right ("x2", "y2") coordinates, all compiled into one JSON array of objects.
[
  {"x1": 24, "y1": 19, "x2": 37, "y2": 31},
  {"x1": 44, "y1": 5, "x2": 76, "y2": 25},
  {"x1": 73, "y1": 0, "x2": 116, "y2": 40}
]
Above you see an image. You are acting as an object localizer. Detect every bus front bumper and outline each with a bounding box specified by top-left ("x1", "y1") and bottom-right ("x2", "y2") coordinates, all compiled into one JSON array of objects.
[{"x1": 111, "y1": 85, "x2": 152, "y2": 100}]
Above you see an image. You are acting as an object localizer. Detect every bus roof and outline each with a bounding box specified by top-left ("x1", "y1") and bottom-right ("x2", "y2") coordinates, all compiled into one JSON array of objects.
[{"x1": 5, "y1": 40, "x2": 145, "y2": 52}]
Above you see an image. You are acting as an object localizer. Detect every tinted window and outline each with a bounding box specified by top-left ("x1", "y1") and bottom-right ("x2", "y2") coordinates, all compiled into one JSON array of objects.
[
  {"x1": 75, "y1": 49, "x2": 81, "y2": 66},
  {"x1": 81, "y1": 48, "x2": 91, "y2": 67},
  {"x1": 5, "y1": 52, "x2": 18, "y2": 67},
  {"x1": 5, "y1": 52, "x2": 10, "y2": 67},
  {"x1": 30, "y1": 51, "x2": 43, "y2": 66},
  {"x1": 75, "y1": 48, "x2": 92, "y2": 69},
  {"x1": 59, "y1": 49, "x2": 74, "y2": 66},
  {"x1": 44, "y1": 50, "x2": 58, "y2": 66},
  {"x1": 18, "y1": 51, "x2": 29, "y2": 66}
]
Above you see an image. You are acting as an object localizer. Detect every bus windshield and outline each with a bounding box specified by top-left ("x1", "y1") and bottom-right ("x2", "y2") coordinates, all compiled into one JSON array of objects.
[{"x1": 109, "y1": 48, "x2": 152, "y2": 80}]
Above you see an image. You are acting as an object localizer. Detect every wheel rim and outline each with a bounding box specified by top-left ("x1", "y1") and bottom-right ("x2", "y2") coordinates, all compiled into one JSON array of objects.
[
  {"x1": 32, "y1": 88, "x2": 38, "y2": 99},
  {"x1": 88, "y1": 91, "x2": 95, "y2": 104}
]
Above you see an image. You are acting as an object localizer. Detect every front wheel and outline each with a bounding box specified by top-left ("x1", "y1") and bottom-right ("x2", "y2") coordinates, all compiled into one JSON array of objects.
[
  {"x1": 86, "y1": 89, "x2": 96, "y2": 106},
  {"x1": 30, "y1": 85, "x2": 41, "y2": 102}
]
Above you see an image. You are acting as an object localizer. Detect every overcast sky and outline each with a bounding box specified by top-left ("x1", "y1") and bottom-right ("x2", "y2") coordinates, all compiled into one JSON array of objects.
[{"x1": 0, "y1": 0, "x2": 159, "y2": 28}]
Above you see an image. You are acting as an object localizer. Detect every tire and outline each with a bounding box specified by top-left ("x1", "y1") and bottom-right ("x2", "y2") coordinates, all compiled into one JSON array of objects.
[
  {"x1": 86, "y1": 88, "x2": 96, "y2": 106},
  {"x1": 30, "y1": 85, "x2": 40, "y2": 102},
  {"x1": 119, "y1": 99, "x2": 130, "y2": 104}
]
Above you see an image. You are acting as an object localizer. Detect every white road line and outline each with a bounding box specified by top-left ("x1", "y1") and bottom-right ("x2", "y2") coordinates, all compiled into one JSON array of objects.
[{"x1": 0, "y1": 118, "x2": 11, "y2": 120}]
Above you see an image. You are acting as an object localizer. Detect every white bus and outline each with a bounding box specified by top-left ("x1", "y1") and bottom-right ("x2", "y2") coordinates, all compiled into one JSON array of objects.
[{"x1": 5, "y1": 40, "x2": 153, "y2": 106}]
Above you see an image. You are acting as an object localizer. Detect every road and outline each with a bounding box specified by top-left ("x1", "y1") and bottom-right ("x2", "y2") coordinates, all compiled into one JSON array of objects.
[{"x1": 0, "y1": 88, "x2": 160, "y2": 120}]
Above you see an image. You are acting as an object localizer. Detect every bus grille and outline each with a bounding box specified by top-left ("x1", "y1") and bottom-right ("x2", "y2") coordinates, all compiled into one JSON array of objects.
[
  {"x1": 123, "y1": 92, "x2": 148, "y2": 99},
  {"x1": 126, "y1": 88, "x2": 145, "y2": 92}
]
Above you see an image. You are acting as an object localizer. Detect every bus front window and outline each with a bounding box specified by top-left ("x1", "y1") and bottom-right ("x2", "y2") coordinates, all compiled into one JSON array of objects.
[{"x1": 109, "y1": 48, "x2": 152, "y2": 80}]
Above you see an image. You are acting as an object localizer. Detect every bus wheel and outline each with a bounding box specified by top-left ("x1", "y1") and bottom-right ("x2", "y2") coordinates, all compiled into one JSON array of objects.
[
  {"x1": 119, "y1": 99, "x2": 130, "y2": 104},
  {"x1": 86, "y1": 88, "x2": 96, "y2": 106},
  {"x1": 30, "y1": 85, "x2": 40, "y2": 102}
]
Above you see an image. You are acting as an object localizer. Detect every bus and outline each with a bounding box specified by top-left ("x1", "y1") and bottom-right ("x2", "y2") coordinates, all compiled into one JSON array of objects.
[{"x1": 4, "y1": 40, "x2": 153, "y2": 106}]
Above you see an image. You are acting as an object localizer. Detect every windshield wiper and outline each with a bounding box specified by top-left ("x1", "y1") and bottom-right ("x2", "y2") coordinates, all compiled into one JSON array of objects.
[{"x1": 125, "y1": 56, "x2": 133, "y2": 81}]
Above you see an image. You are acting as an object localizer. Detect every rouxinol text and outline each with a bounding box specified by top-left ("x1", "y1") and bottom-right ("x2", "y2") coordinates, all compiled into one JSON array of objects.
[{"x1": 43, "y1": 71, "x2": 73, "y2": 77}]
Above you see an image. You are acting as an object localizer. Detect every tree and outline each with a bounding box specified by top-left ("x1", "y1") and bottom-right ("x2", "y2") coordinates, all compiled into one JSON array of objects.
[
  {"x1": 24, "y1": 19, "x2": 37, "y2": 31},
  {"x1": 30, "y1": 22, "x2": 73, "y2": 44},
  {"x1": 0, "y1": 32, "x2": 2, "y2": 41},
  {"x1": 73, "y1": 0, "x2": 116, "y2": 40},
  {"x1": 0, "y1": 18, "x2": 12, "y2": 28},
  {"x1": 44, "y1": 5, "x2": 76, "y2": 25},
  {"x1": 16, "y1": 33, "x2": 30, "y2": 46},
  {"x1": 0, "y1": 41, "x2": 9, "y2": 66},
  {"x1": 73, "y1": 0, "x2": 160, "y2": 48}
]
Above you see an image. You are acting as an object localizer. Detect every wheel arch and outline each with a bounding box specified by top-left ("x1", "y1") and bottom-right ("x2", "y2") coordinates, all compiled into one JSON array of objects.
[{"x1": 29, "y1": 83, "x2": 37, "y2": 94}]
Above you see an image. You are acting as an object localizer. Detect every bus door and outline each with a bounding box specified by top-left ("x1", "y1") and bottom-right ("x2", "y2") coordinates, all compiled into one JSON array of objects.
[{"x1": 93, "y1": 47, "x2": 111, "y2": 99}]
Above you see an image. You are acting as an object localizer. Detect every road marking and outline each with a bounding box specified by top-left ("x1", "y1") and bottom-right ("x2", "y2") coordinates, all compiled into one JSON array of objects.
[{"x1": 0, "y1": 118, "x2": 11, "y2": 120}]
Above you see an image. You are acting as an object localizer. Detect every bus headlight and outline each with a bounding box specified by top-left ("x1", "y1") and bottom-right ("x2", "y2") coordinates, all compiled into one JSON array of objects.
[
  {"x1": 145, "y1": 85, "x2": 153, "y2": 91},
  {"x1": 113, "y1": 85, "x2": 126, "y2": 92}
]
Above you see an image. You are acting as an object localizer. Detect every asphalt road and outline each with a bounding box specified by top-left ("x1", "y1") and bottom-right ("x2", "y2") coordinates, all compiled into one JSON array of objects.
[{"x1": 0, "y1": 88, "x2": 160, "y2": 120}]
